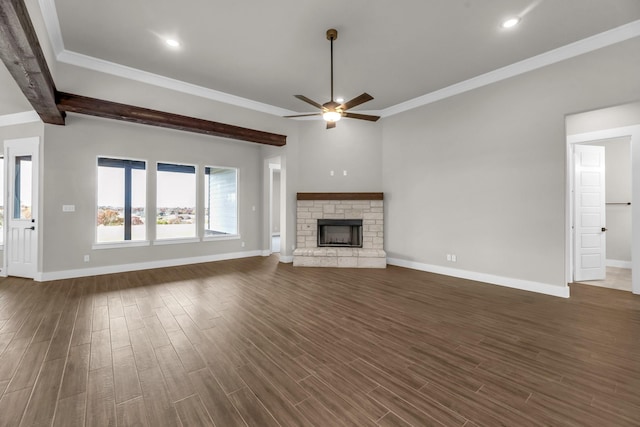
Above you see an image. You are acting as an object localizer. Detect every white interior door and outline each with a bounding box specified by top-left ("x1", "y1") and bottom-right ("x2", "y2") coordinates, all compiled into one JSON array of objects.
[
  {"x1": 5, "y1": 138, "x2": 39, "y2": 279},
  {"x1": 574, "y1": 144, "x2": 606, "y2": 282}
]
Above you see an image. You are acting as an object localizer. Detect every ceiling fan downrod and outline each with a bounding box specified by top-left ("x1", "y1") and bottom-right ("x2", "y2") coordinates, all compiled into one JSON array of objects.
[{"x1": 327, "y1": 29, "x2": 337, "y2": 102}]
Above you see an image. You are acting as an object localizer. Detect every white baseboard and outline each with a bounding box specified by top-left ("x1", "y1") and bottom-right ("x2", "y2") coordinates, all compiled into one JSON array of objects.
[
  {"x1": 36, "y1": 250, "x2": 263, "y2": 282},
  {"x1": 279, "y1": 255, "x2": 293, "y2": 263},
  {"x1": 606, "y1": 259, "x2": 632, "y2": 269},
  {"x1": 387, "y1": 257, "x2": 570, "y2": 298}
]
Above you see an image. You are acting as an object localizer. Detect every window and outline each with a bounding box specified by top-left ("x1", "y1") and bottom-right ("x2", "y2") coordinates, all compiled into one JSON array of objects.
[
  {"x1": 14, "y1": 156, "x2": 32, "y2": 219},
  {"x1": 156, "y1": 163, "x2": 196, "y2": 240},
  {"x1": 204, "y1": 167, "x2": 238, "y2": 237},
  {"x1": 0, "y1": 157, "x2": 3, "y2": 245},
  {"x1": 96, "y1": 158, "x2": 146, "y2": 243}
]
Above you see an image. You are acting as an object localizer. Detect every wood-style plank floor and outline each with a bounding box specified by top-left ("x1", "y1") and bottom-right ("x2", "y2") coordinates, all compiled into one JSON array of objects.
[{"x1": 0, "y1": 255, "x2": 639, "y2": 426}]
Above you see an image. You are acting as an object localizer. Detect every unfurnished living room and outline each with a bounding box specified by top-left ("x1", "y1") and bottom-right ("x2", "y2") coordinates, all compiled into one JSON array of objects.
[{"x1": 0, "y1": 1, "x2": 639, "y2": 426}]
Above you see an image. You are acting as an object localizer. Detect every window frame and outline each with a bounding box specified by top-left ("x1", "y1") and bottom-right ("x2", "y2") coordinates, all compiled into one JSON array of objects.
[
  {"x1": 0, "y1": 155, "x2": 4, "y2": 249},
  {"x1": 93, "y1": 156, "x2": 149, "y2": 248},
  {"x1": 203, "y1": 165, "x2": 240, "y2": 242}
]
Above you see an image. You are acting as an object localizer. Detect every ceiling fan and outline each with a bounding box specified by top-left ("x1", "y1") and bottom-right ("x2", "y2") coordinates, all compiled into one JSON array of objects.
[{"x1": 285, "y1": 28, "x2": 380, "y2": 129}]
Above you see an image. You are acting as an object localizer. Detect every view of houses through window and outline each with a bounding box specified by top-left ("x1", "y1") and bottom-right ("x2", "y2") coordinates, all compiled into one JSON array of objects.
[
  {"x1": 97, "y1": 158, "x2": 146, "y2": 242},
  {"x1": 96, "y1": 158, "x2": 238, "y2": 244},
  {"x1": 156, "y1": 163, "x2": 197, "y2": 240}
]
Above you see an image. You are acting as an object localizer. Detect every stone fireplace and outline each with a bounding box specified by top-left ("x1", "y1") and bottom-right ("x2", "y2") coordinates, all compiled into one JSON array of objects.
[{"x1": 293, "y1": 193, "x2": 386, "y2": 268}]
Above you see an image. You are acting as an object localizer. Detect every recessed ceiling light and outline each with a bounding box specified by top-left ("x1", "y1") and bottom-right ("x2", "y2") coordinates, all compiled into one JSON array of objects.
[
  {"x1": 502, "y1": 17, "x2": 520, "y2": 29},
  {"x1": 165, "y1": 39, "x2": 180, "y2": 48},
  {"x1": 336, "y1": 97, "x2": 344, "y2": 103}
]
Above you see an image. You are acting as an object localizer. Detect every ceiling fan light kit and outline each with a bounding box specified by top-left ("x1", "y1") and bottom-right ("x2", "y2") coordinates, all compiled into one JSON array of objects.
[{"x1": 284, "y1": 28, "x2": 380, "y2": 129}]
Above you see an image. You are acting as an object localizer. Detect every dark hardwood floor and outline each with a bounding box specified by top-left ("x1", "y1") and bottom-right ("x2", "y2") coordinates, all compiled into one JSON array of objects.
[{"x1": 0, "y1": 255, "x2": 638, "y2": 426}]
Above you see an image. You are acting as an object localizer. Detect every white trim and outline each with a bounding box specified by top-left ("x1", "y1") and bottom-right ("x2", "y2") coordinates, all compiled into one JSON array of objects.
[
  {"x1": 0, "y1": 111, "x2": 40, "y2": 127},
  {"x1": 381, "y1": 20, "x2": 640, "y2": 118},
  {"x1": 567, "y1": 125, "x2": 640, "y2": 144},
  {"x1": 260, "y1": 250, "x2": 271, "y2": 256},
  {"x1": 607, "y1": 259, "x2": 632, "y2": 269},
  {"x1": 57, "y1": 50, "x2": 296, "y2": 117},
  {"x1": 92, "y1": 241, "x2": 150, "y2": 250},
  {"x1": 153, "y1": 237, "x2": 200, "y2": 246},
  {"x1": 279, "y1": 255, "x2": 293, "y2": 263},
  {"x1": 387, "y1": 257, "x2": 570, "y2": 298},
  {"x1": 37, "y1": 0, "x2": 65, "y2": 55},
  {"x1": 35, "y1": 250, "x2": 263, "y2": 281},
  {"x1": 203, "y1": 234, "x2": 240, "y2": 242},
  {"x1": 35, "y1": 0, "x2": 640, "y2": 119}
]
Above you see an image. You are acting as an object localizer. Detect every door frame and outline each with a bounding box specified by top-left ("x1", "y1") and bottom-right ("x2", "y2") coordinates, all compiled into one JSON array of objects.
[
  {"x1": 2, "y1": 136, "x2": 41, "y2": 279},
  {"x1": 268, "y1": 162, "x2": 281, "y2": 254},
  {"x1": 566, "y1": 125, "x2": 640, "y2": 294}
]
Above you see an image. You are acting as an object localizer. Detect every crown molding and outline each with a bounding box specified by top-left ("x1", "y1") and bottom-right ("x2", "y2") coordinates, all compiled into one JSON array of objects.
[
  {"x1": 381, "y1": 19, "x2": 640, "y2": 118},
  {"x1": 57, "y1": 50, "x2": 297, "y2": 117},
  {"x1": 0, "y1": 111, "x2": 40, "y2": 127},
  {"x1": 37, "y1": 0, "x2": 64, "y2": 55},
  {"x1": 34, "y1": 0, "x2": 640, "y2": 119}
]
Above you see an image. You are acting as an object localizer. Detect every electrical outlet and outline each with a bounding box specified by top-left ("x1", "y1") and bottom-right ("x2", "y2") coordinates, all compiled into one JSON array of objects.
[
  {"x1": 446, "y1": 254, "x2": 452, "y2": 261},
  {"x1": 330, "y1": 170, "x2": 335, "y2": 176},
  {"x1": 241, "y1": 241, "x2": 245, "y2": 247},
  {"x1": 343, "y1": 170, "x2": 347, "y2": 176},
  {"x1": 83, "y1": 255, "x2": 90, "y2": 262},
  {"x1": 451, "y1": 254, "x2": 457, "y2": 262}
]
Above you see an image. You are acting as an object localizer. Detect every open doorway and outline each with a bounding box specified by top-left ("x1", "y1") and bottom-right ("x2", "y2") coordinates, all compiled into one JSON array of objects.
[
  {"x1": 571, "y1": 138, "x2": 632, "y2": 291},
  {"x1": 566, "y1": 114, "x2": 639, "y2": 295}
]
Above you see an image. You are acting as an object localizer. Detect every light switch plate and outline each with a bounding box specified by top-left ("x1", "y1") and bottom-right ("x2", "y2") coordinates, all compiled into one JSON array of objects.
[{"x1": 62, "y1": 205, "x2": 75, "y2": 212}]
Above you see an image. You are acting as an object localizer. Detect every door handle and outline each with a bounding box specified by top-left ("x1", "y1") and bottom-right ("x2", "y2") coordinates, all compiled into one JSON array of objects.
[
  {"x1": 601, "y1": 227, "x2": 607, "y2": 232},
  {"x1": 25, "y1": 226, "x2": 35, "y2": 230}
]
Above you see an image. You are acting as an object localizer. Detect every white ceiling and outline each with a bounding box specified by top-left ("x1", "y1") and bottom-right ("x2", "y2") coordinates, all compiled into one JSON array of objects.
[{"x1": 2, "y1": 0, "x2": 640, "y2": 119}]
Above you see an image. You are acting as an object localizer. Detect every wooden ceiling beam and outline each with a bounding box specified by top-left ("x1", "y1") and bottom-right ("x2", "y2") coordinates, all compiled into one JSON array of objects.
[
  {"x1": 57, "y1": 92, "x2": 287, "y2": 146},
  {"x1": 0, "y1": 0, "x2": 65, "y2": 124}
]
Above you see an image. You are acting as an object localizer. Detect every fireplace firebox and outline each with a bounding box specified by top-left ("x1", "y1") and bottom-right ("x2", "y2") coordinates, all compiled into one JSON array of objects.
[{"x1": 317, "y1": 219, "x2": 363, "y2": 248}]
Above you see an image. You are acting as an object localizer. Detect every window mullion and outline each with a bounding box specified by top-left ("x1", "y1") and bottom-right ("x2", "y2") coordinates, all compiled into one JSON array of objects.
[{"x1": 124, "y1": 165, "x2": 132, "y2": 240}]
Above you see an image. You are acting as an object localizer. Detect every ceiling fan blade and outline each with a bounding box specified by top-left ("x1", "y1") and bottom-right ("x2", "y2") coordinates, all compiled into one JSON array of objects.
[
  {"x1": 340, "y1": 93, "x2": 374, "y2": 110},
  {"x1": 294, "y1": 95, "x2": 324, "y2": 110},
  {"x1": 326, "y1": 121, "x2": 337, "y2": 129},
  {"x1": 284, "y1": 113, "x2": 322, "y2": 118},
  {"x1": 343, "y1": 112, "x2": 380, "y2": 122}
]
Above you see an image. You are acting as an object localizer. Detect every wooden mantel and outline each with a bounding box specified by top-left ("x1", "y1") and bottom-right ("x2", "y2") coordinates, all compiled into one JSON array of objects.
[{"x1": 297, "y1": 192, "x2": 383, "y2": 200}]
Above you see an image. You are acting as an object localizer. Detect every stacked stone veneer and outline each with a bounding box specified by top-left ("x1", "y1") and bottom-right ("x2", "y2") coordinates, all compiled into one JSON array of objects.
[{"x1": 293, "y1": 198, "x2": 386, "y2": 268}]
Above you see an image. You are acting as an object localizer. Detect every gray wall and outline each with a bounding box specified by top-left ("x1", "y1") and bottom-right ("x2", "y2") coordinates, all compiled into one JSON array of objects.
[
  {"x1": 296, "y1": 119, "x2": 383, "y2": 192},
  {"x1": 382, "y1": 38, "x2": 640, "y2": 288},
  {"x1": 42, "y1": 115, "x2": 269, "y2": 273}
]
